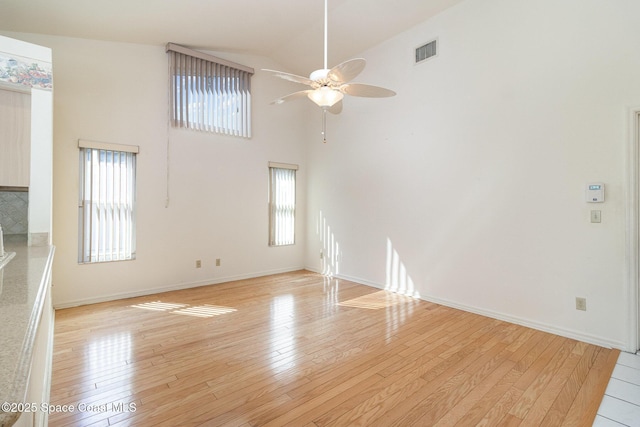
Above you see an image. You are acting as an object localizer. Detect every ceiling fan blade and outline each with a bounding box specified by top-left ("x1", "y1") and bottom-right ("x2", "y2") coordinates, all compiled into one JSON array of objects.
[
  {"x1": 327, "y1": 100, "x2": 343, "y2": 114},
  {"x1": 262, "y1": 69, "x2": 314, "y2": 86},
  {"x1": 270, "y1": 90, "x2": 313, "y2": 105},
  {"x1": 341, "y1": 83, "x2": 396, "y2": 98},
  {"x1": 327, "y1": 58, "x2": 366, "y2": 83}
]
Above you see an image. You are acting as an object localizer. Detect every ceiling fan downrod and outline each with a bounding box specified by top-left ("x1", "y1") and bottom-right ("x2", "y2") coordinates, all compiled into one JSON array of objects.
[
  {"x1": 323, "y1": 0, "x2": 328, "y2": 70},
  {"x1": 322, "y1": 0, "x2": 329, "y2": 144}
]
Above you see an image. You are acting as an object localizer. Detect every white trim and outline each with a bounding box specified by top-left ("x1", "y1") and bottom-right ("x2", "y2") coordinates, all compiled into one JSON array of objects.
[
  {"x1": 416, "y1": 293, "x2": 622, "y2": 349},
  {"x1": 78, "y1": 139, "x2": 139, "y2": 154},
  {"x1": 53, "y1": 266, "x2": 304, "y2": 309},
  {"x1": 308, "y1": 267, "x2": 626, "y2": 350},
  {"x1": 627, "y1": 106, "x2": 640, "y2": 353},
  {"x1": 268, "y1": 161, "x2": 299, "y2": 170}
]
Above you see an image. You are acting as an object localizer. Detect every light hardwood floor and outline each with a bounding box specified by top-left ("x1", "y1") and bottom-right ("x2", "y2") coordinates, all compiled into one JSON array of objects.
[{"x1": 49, "y1": 271, "x2": 619, "y2": 426}]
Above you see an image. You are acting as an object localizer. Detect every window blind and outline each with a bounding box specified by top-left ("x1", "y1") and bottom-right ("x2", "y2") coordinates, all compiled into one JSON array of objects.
[
  {"x1": 269, "y1": 163, "x2": 297, "y2": 246},
  {"x1": 78, "y1": 141, "x2": 137, "y2": 263},
  {"x1": 167, "y1": 43, "x2": 253, "y2": 138}
]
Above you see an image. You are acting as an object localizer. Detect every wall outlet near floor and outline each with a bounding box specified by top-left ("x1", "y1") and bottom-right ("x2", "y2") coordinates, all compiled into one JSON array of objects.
[
  {"x1": 575, "y1": 297, "x2": 587, "y2": 311},
  {"x1": 195, "y1": 259, "x2": 202, "y2": 268},
  {"x1": 320, "y1": 251, "x2": 324, "y2": 259},
  {"x1": 216, "y1": 258, "x2": 221, "y2": 266}
]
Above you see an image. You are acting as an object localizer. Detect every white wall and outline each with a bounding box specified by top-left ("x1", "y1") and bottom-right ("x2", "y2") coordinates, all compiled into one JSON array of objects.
[
  {"x1": 5, "y1": 0, "x2": 640, "y2": 350},
  {"x1": 305, "y1": 0, "x2": 640, "y2": 350},
  {"x1": 1, "y1": 32, "x2": 309, "y2": 307},
  {"x1": 29, "y1": 88, "x2": 53, "y2": 242}
]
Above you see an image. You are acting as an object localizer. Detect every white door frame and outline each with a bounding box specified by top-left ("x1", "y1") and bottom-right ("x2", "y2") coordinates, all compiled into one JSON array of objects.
[{"x1": 626, "y1": 107, "x2": 640, "y2": 353}]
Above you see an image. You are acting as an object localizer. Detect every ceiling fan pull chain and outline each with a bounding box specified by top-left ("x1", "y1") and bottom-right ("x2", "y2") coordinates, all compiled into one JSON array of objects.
[{"x1": 322, "y1": 109, "x2": 327, "y2": 143}]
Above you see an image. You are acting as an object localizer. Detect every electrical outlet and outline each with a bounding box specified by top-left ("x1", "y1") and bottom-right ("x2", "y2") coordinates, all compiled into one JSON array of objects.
[
  {"x1": 575, "y1": 297, "x2": 587, "y2": 311},
  {"x1": 320, "y1": 251, "x2": 324, "y2": 259},
  {"x1": 195, "y1": 259, "x2": 202, "y2": 268},
  {"x1": 216, "y1": 258, "x2": 221, "y2": 266}
]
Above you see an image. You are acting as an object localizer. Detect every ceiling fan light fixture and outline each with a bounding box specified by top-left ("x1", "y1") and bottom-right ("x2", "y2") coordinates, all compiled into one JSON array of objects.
[
  {"x1": 308, "y1": 86, "x2": 343, "y2": 107},
  {"x1": 263, "y1": 0, "x2": 395, "y2": 143}
]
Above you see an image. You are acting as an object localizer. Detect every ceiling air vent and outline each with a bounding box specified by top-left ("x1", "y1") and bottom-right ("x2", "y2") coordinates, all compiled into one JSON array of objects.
[{"x1": 415, "y1": 39, "x2": 437, "y2": 64}]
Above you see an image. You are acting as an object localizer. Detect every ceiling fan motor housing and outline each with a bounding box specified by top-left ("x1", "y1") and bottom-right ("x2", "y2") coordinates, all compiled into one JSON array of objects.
[{"x1": 310, "y1": 68, "x2": 330, "y2": 82}]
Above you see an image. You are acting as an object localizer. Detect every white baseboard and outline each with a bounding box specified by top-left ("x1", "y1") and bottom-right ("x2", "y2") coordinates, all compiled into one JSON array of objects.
[
  {"x1": 57, "y1": 265, "x2": 627, "y2": 351},
  {"x1": 420, "y1": 293, "x2": 624, "y2": 350},
  {"x1": 312, "y1": 269, "x2": 626, "y2": 351},
  {"x1": 53, "y1": 266, "x2": 305, "y2": 309}
]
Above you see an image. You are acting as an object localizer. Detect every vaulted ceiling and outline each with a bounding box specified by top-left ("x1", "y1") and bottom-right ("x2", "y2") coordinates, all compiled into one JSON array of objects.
[{"x1": 0, "y1": 0, "x2": 464, "y2": 74}]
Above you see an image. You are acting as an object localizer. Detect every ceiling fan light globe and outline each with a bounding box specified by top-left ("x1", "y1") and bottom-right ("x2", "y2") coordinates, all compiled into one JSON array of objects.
[{"x1": 308, "y1": 87, "x2": 344, "y2": 107}]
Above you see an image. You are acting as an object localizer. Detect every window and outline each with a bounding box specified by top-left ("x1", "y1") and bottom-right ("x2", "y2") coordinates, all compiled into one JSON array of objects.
[
  {"x1": 167, "y1": 43, "x2": 254, "y2": 138},
  {"x1": 78, "y1": 140, "x2": 137, "y2": 263},
  {"x1": 269, "y1": 162, "x2": 298, "y2": 246}
]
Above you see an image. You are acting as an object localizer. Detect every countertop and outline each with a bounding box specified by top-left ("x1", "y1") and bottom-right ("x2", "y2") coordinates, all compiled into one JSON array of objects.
[{"x1": 0, "y1": 235, "x2": 54, "y2": 427}]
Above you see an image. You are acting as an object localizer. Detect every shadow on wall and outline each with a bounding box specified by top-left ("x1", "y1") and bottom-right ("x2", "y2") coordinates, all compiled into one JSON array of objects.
[
  {"x1": 386, "y1": 238, "x2": 420, "y2": 298},
  {"x1": 315, "y1": 211, "x2": 418, "y2": 300},
  {"x1": 318, "y1": 211, "x2": 341, "y2": 277}
]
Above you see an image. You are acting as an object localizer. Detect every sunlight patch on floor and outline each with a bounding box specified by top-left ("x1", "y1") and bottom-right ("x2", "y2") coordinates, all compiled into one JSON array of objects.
[
  {"x1": 172, "y1": 305, "x2": 237, "y2": 318},
  {"x1": 338, "y1": 290, "x2": 413, "y2": 310},
  {"x1": 130, "y1": 301, "x2": 237, "y2": 318}
]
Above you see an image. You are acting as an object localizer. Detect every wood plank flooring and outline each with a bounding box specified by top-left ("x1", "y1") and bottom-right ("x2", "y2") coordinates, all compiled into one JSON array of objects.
[{"x1": 48, "y1": 271, "x2": 619, "y2": 426}]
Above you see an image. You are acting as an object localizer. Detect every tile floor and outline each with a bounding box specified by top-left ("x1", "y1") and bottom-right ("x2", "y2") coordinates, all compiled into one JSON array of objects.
[{"x1": 594, "y1": 351, "x2": 640, "y2": 426}]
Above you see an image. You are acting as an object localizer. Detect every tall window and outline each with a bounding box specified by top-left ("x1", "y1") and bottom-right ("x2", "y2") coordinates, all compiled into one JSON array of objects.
[
  {"x1": 78, "y1": 140, "x2": 137, "y2": 263},
  {"x1": 269, "y1": 162, "x2": 298, "y2": 246},
  {"x1": 167, "y1": 43, "x2": 253, "y2": 138}
]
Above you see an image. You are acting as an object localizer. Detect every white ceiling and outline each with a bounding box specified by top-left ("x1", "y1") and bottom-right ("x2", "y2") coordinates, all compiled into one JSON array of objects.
[{"x1": 0, "y1": 0, "x2": 464, "y2": 74}]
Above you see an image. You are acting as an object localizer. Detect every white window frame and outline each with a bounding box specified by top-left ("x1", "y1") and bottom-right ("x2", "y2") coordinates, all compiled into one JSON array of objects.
[
  {"x1": 78, "y1": 140, "x2": 138, "y2": 264},
  {"x1": 269, "y1": 162, "x2": 298, "y2": 247}
]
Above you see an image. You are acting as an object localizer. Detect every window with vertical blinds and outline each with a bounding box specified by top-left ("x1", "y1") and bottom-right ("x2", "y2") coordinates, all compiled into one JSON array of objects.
[
  {"x1": 78, "y1": 140, "x2": 137, "y2": 263},
  {"x1": 167, "y1": 43, "x2": 254, "y2": 138},
  {"x1": 269, "y1": 162, "x2": 298, "y2": 246}
]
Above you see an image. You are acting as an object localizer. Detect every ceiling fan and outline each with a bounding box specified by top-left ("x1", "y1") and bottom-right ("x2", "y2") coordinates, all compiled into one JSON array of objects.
[{"x1": 263, "y1": 0, "x2": 396, "y2": 142}]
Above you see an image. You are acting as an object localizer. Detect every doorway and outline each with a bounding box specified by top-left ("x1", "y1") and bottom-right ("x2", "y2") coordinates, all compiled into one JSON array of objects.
[
  {"x1": 637, "y1": 111, "x2": 640, "y2": 353},
  {"x1": 632, "y1": 109, "x2": 640, "y2": 353}
]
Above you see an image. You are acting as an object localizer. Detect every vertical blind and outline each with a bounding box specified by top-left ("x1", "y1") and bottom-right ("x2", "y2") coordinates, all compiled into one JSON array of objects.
[
  {"x1": 269, "y1": 163, "x2": 298, "y2": 246},
  {"x1": 167, "y1": 43, "x2": 253, "y2": 138},
  {"x1": 78, "y1": 141, "x2": 137, "y2": 263}
]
